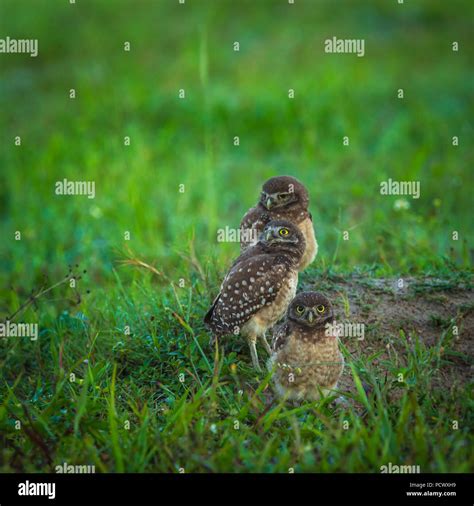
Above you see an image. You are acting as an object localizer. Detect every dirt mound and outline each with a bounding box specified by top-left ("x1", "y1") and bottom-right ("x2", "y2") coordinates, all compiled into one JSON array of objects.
[{"x1": 300, "y1": 274, "x2": 474, "y2": 394}]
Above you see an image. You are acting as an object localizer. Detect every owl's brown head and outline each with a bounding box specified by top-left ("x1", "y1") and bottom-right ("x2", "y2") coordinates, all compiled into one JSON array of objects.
[
  {"x1": 258, "y1": 220, "x2": 305, "y2": 261},
  {"x1": 287, "y1": 291, "x2": 333, "y2": 328},
  {"x1": 259, "y1": 176, "x2": 309, "y2": 211}
]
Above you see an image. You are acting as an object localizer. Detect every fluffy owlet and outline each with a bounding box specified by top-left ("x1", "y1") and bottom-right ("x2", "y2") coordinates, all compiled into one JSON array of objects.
[
  {"x1": 204, "y1": 220, "x2": 306, "y2": 371},
  {"x1": 240, "y1": 176, "x2": 317, "y2": 270},
  {"x1": 267, "y1": 291, "x2": 344, "y2": 401}
]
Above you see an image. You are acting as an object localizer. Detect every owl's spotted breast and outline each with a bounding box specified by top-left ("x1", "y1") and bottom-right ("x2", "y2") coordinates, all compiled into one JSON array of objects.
[{"x1": 268, "y1": 326, "x2": 344, "y2": 401}]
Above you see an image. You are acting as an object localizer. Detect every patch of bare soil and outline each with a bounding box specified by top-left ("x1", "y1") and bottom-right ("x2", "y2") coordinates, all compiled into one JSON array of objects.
[{"x1": 301, "y1": 275, "x2": 474, "y2": 395}]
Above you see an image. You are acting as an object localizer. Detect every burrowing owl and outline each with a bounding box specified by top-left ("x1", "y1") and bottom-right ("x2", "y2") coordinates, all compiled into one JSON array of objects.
[
  {"x1": 240, "y1": 175, "x2": 317, "y2": 270},
  {"x1": 268, "y1": 291, "x2": 344, "y2": 401},
  {"x1": 204, "y1": 220, "x2": 305, "y2": 371}
]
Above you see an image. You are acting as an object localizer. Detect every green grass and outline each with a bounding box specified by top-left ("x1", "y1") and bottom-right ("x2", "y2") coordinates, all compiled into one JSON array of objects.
[
  {"x1": 1, "y1": 267, "x2": 473, "y2": 472},
  {"x1": 0, "y1": 0, "x2": 473, "y2": 472}
]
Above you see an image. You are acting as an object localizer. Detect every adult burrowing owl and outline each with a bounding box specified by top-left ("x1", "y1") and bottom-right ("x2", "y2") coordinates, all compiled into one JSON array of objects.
[
  {"x1": 268, "y1": 291, "x2": 344, "y2": 401},
  {"x1": 240, "y1": 175, "x2": 317, "y2": 270},
  {"x1": 204, "y1": 220, "x2": 305, "y2": 371}
]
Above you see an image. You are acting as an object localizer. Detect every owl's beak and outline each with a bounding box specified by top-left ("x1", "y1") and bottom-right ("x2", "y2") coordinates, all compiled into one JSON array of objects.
[
  {"x1": 265, "y1": 229, "x2": 273, "y2": 241},
  {"x1": 266, "y1": 197, "x2": 275, "y2": 210},
  {"x1": 307, "y1": 311, "x2": 314, "y2": 323}
]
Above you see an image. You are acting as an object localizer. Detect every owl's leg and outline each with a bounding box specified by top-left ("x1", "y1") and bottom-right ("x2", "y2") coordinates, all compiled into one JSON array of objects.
[
  {"x1": 209, "y1": 334, "x2": 216, "y2": 347},
  {"x1": 260, "y1": 333, "x2": 272, "y2": 355},
  {"x1": 247, "y1": 335, "x2": 262, "y2": 372}
]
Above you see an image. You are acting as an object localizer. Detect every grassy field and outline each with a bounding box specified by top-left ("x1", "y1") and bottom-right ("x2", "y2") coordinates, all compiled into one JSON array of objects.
[{"x1": 0, "y1": 0, "x2": 473, "y2": 473}]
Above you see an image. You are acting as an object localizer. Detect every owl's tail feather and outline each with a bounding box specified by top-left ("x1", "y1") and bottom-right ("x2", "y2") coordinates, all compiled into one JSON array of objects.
[{"x1": 203, "y1": 293, "x2": 220, "y2": 326}]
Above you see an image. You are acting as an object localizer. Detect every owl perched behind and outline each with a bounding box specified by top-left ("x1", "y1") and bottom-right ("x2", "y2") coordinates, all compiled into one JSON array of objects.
[
  {"x1": 240, "y1": 176, "x2": 317, "y2": 270},
  {"x1": 268, "y1": 291, "x2": 344, "y2": 401},
  {"x1": 204, "y1": 220, "x2": 306, "y2": 371}
]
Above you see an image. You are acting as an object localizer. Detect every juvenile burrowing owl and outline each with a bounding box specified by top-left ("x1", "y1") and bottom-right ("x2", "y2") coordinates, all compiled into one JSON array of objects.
[
  {"x1": 204, "y1": 220, "x2": 306, "y2": 371},
  {"x1": 268, "y1": 291, "x2": 344, "y2": 401},
  {"x1": 240, "y1": 175, "x2": 317, "y2": 270}
]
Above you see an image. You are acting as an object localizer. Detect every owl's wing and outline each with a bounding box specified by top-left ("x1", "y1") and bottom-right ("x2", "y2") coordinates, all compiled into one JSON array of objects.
[
  {"x1": 204, "y1": 252, "x2": 255, "y2": 326},
  {"x1": 204, "y1": 250, "x2": 257, "y2": 325},
  {"x1": 240, "y1": 206, "x2": 269, "y2": 250},
  {"x1": 204, "y1": 255, "x2": 289, "y2": 335},
  {"x1": 271, "y1": 321, "x2": 292, "y2": 352}
]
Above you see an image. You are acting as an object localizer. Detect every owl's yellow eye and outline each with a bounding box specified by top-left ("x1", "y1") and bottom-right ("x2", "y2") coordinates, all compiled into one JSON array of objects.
[
  {"x1": 316, "y1": 305, "x2": 325, "y2": 313},
  {"x1": 296, "y1": 305, "x2": 305, "y2": 314},
  {"x1": 279, "y1": 228, "x2": 290, "y2": 237}
]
